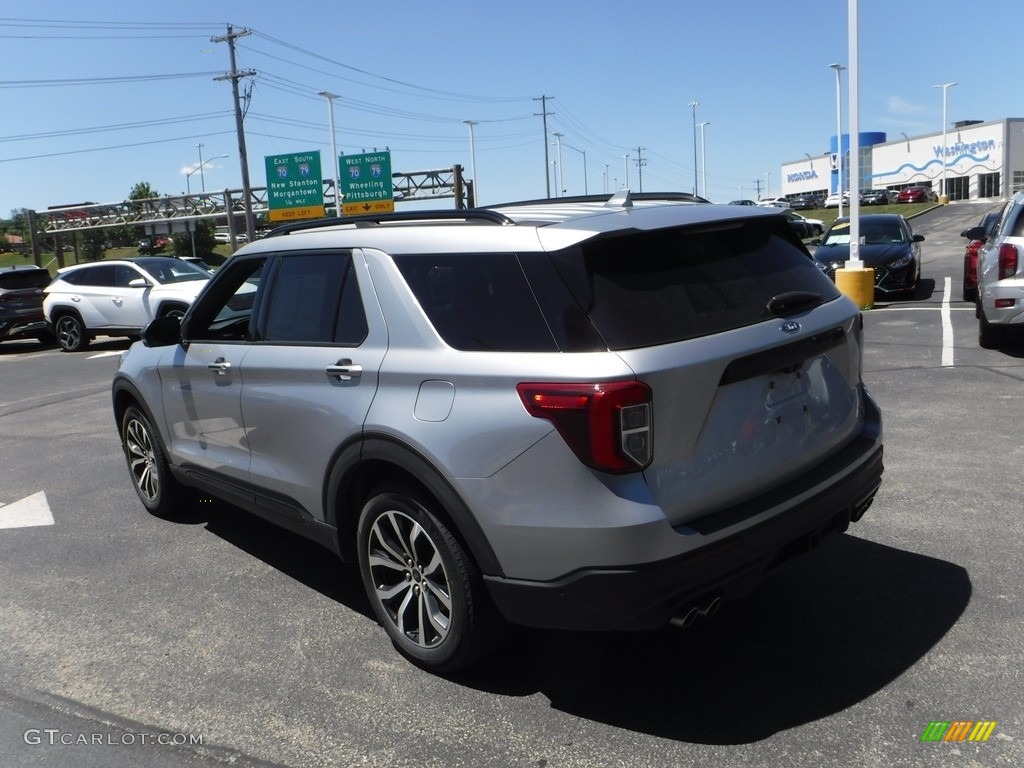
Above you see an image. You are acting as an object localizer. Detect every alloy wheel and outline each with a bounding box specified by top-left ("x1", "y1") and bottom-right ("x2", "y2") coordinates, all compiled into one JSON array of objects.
[
  {"x1": 365, "y1": 509, "x2": 452, "y2": 649},
  {"x1": 124, "y1": 416, "x2": 159, "y2": 503}
]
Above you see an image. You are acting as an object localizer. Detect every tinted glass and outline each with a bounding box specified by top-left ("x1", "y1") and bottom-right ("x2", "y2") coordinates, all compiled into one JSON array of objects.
[
  {"x1": 67, "y1": 265, "x2": 114, "y2": 286},
  {"x1": 396, "y1": 253, "x2": 557, "y2": 352},
  {"x1": 114, "y1": 265, "x2": 145, "y2": 287},
  {"x1": 0, "y1": 270, "x2": 50, "y2": 290},
  {"x1": 263, "y1": 253, "x2": 367, "y2": 345},
  {"x1": 579, "y1": 220, "x2": 840, "y2": 350}
]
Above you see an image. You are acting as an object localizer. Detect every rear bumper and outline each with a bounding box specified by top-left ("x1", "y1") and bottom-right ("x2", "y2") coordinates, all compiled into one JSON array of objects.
[{"x1": 484, "y1": 394, "x2": 884, "y2": 632}]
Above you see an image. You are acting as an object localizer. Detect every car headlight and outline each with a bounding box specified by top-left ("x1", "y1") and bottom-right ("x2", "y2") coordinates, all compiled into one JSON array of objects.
[{"x1": 889, "y1": 254, "x2": 913, "y2": 269}]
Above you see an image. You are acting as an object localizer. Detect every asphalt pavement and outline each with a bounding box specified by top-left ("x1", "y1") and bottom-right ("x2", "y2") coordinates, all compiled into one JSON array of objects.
[{"x1": 1, "y1": 202, "x2": 1021, "y2": 767}]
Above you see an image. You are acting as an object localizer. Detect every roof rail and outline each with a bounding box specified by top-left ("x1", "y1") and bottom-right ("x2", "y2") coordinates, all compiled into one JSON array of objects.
[
  {"x1": 264, "y1": 209, "x2": 514, "y2": 238},
  {"x1": 485, "y1": 190, "x2": 710, "y2": 210}
]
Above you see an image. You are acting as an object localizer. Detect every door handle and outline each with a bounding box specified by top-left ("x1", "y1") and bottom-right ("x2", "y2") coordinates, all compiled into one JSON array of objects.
[
  {"x1": 325, "y1": 359, "x2": 362, "y2": 381},
  {"x1": 208, "y1": 357, "x2": 231, "y2": 375}
]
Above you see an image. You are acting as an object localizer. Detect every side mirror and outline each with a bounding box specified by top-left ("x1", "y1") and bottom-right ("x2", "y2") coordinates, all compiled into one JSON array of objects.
[
  {"x1": 960, "y1": 226, "x2": 986, "y2": 240},
  {"x1": 913, "y1": 234, "x2": 925, "y2": 243},
  {"x1": 142, "y1": 315, "x2": 182, "y2": 348},
  {"x1": 128, "y1": 277, "x2": 152, "y2": 288}
]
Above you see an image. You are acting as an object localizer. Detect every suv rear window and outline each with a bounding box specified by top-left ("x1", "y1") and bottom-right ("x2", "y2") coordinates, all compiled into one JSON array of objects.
[
  {"x1": 0, "y1": 270, "x2": 50, "y2": 290},
  {"x1": 576, "y1": 220, "x2": 840, "y2": 350}
]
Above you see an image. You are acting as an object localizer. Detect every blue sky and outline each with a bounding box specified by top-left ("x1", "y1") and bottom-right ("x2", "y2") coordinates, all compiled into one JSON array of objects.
[{"x1": 1, "y1": 0, "x2": 1021, "y2": 217}]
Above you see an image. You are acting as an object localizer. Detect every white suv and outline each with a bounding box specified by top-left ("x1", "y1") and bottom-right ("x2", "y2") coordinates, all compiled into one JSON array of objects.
[
  {"x1": 113, "y1": 192, "x2": 884, "y2": 672},
  {"x1": 44, "y1": 257, "x2": 210, "y2": 351}
]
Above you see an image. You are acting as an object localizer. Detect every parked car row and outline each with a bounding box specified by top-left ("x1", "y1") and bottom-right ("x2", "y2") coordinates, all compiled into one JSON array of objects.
[{"x1": 0, "y1": 256, "x2": 212, "y2": 352}]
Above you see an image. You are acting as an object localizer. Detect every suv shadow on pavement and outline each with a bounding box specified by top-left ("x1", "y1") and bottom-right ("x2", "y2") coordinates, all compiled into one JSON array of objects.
[
  {"x1": 168, "y1": 494, "x2": 969, "y2": 744},
  {"x1": 458, "y1": 535, "x2": 970, "y2": 744}
]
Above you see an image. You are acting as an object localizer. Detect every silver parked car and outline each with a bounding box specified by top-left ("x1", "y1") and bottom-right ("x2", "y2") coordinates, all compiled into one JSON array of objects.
[
  {"x1": 112, "y1": 191, "x2": 884, "y2": 672},
  {"x1": 976, "y1": 190, "x2": 1024, "y2": 348}
]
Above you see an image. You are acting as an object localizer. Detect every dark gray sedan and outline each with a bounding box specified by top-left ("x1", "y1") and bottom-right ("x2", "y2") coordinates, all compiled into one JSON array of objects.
[{"x1": 811, "y1": 213, "x2": 924, "y2": 295}]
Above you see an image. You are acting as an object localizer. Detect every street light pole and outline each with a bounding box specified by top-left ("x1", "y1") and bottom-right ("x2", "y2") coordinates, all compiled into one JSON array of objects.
[
  {"x1": 318, "y1": 91, "x2": 340, "y2": 216},
  {"x1": 697, "y1": 122, "x2": 710, "y2": 199},
  {"x1": 185, "y1": 153, "x2": 228, "y2": 258},
  {"x1": 552, "y1": 132, "x2": 565, "y2": 196},
  {"x1": 463, "y1": 120, "x2": 479, "y2": 205},
  {"x1": 564, "y1": 143, "x2": 588, "y2": 195},
  {"x1": 933, "y1": 82, "x2": 957, "y2": 201},
  {"x1": 689, "y1": 100, "x2": 699, "y2": 196},
  {"x1": 623, "y1": 154, "x2": 630, "y2": 190},
  {"x1": 830, "y1": 63, "x2": 846, "y2": 218}
]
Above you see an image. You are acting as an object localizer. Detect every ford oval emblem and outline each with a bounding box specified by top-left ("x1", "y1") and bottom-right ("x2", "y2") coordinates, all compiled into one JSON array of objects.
[{"x1": 780, "y1": 320, "x2": 801, "y2": 335}]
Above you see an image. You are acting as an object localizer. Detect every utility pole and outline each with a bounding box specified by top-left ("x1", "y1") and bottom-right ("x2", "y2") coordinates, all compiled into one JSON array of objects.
[
  {"x1": 534, "y1": 96, "x2": 554, "y2": 198},
  {"x1": 634, "y1": 147, "x2": 647, "y2": 193},
  {"x1": 753, "y1": 179, "x2": 762, "y2": 199},
  {"x1": 213, "y1": 25, "x2": 256, "y2": 241}
]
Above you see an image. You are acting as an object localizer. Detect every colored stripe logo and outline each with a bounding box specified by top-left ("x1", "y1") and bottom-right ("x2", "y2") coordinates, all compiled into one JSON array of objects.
[{"x1": 921, "y1": 721, "x2": 997, "y2": 742}]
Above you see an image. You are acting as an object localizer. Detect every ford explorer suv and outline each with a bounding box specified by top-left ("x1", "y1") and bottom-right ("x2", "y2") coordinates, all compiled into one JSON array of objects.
[{"x1": 112, "y1": 191, "x2": 884, "y2": 672}]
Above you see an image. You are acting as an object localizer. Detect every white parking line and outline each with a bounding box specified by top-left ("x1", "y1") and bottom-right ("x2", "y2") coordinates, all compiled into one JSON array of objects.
[
  {"x1": 0, "y1": 491, "x2": 54, "y2": 529},
  {"x1": 941, "y1": 276, "x2": 954, "y2": 367},
  {"x1": 86, "y1": 351, "x2": 124, "y2": 360}
]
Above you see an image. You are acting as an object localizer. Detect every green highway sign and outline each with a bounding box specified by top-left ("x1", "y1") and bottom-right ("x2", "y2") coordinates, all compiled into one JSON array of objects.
[
  {"x1": 340, "y1": 151, "x2": 394, "y2": 215},
  {"x1": 265, "y1": 151, "x2": 325, "y2": 222}
]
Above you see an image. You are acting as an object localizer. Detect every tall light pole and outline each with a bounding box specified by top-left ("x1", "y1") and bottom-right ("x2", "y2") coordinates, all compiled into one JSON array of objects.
[
  {"x1": 318, "y1": 91, "x2": 340, "y2": 216},
  {"x1": 552, "y1": 132, "x2": 565, "y2": 195},
  {"x1": 697, "y1": 122, "x2": 710, "y2": 199},
  {"x1": 196, "y1": 144, "x2": 207, "y2": 192},
  {"x1": 185, "y1": 153, "x2": 228, "y2": 195},
  {"x1": 564, "y1": 143, "x2": 588, "y2": 195},
  {"x1": 463, "y1": 120, "x2": 478, "y2": 205},
  {"x1": 689, "y1": 100, "x2": 699, "y2": 195},
  {"x1": 623, "y1": 154, "x2": 630, "y2": 190},
  {"x1": 829, "y1": 63, "x2": 846, "y2": 218},
  {"x1": 185, "y1": 153, "x2": 228, "y2": 258},
  {"x1": 933, "y1": 82, "x2": 957, "y2": 201}
]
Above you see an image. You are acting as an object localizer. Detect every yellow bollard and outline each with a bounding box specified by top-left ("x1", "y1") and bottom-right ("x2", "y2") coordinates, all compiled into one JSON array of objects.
[{"x1": 835, "y1": 266, "x2": 875, "y2": 310}]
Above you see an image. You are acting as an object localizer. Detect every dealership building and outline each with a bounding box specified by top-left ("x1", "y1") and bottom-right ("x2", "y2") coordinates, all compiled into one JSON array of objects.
[{"x1": 780, "y1": 117, "x2": 1024, "y2": 202}]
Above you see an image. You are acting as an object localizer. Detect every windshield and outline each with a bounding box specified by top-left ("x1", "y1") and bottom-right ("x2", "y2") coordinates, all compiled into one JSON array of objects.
[
  {"x1": 820, "y1": 219, "x2": 905, "y2": 247},
  {"x1": 133, "y1": 257, "x2": 211, "y2": 284}
]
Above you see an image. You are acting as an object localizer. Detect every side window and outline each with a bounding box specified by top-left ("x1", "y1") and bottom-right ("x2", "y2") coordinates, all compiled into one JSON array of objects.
[
  {"x1": 395, "y1": 253, "x2": 558, "y2": 351},
  {"x1": 263, "y1": 253, "x2": 367, "y2": 345},
  {"x1": 184, "y1": 257, "x2": 266, "y2": 342},
  {"x1": 72, "y1": 265, "x2": 115, "y2": 286},
  {"x1": 114, "y1": 265, "x2": 144, "y2": 288}
]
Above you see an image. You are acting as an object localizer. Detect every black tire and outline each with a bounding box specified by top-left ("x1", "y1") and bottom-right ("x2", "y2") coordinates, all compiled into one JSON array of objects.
[
  {"x1": 356, "y1": 487, "x2": 503, "y2": 673},
  {"x1": 159, "y1": 304, "x2": 188, "y2": 321},
  {"x1": 979, "y1": 313, "x2": 1005, "y2": 350},
  {"x1": 54, "y1": 313, "x2": 89, "y2": 352},
  {"x1": 120, "y1": 405, "x2": 184, "y2": 518}
]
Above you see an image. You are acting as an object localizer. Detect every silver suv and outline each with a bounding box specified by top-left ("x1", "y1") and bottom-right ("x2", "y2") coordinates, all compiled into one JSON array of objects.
[
  {"x1": 976, "y1": 191, "x2": 1024, "y2": 348},
  {"x1": 112, "y1": 192, "x2": 884, "y2": 672}
]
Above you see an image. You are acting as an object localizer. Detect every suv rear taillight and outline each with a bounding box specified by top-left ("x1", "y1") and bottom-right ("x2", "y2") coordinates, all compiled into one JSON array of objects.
[
  {"x1": 517, "y1": 381, "x2": 652, "y2": 473},
  {"x1": 998, "y1": 243, "x2": 1019, "y2": 279}
]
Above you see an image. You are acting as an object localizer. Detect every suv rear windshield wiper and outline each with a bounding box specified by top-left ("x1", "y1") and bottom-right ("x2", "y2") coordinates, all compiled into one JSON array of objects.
[{"x1": 766, "y1": 291, "x2": 823, "y2": 317}]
